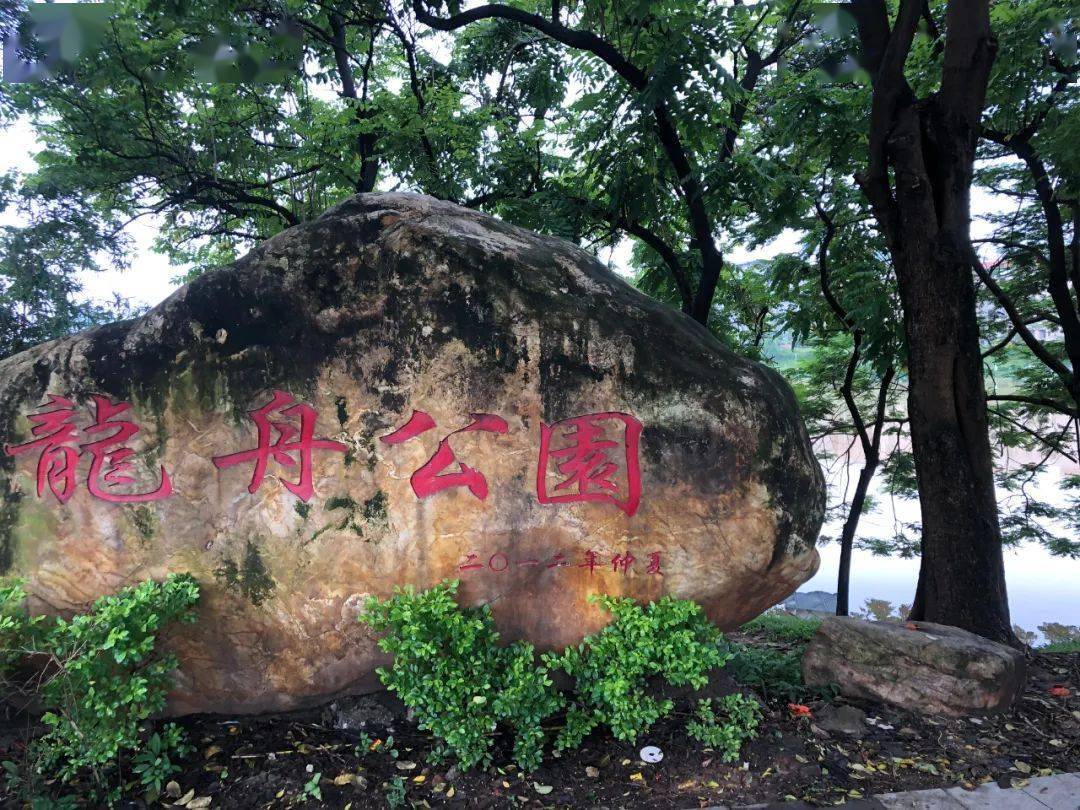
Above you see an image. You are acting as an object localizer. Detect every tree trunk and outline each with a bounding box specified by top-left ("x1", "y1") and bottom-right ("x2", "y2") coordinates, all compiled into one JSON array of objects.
[
  {"x1": 899, "y1": 223, "x2": 1014, "y2": 644},
  {"x1": 851, "y1": 0, "x2": 1018, "y2": 645},
  {"x1": 836, "y1": 460, "x2": 877, "y2": 616}
]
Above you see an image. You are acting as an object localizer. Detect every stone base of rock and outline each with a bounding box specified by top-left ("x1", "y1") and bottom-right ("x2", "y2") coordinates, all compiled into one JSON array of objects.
[{"x1": 802, "y1": 617, "x2": 1027, "y2": 717}]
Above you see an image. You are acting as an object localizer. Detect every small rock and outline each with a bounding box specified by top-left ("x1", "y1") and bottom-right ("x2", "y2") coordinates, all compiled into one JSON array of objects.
[
  {"x1": 326, "y1": 695, "x2": 396, "y2": 731},
  {"x1": 814, "y1": 704, "x2": 867, "y2": 737}
]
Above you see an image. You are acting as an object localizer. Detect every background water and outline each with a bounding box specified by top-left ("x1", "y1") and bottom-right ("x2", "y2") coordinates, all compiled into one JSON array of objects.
[{"x1": 798, "y1": 459, "x2": 1080, "y2": 641}]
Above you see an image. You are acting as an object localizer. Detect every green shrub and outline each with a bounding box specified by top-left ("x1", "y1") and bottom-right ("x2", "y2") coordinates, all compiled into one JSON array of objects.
[
  {"x1": 361, "y1": 580, "x2": 563, "y2": 771},
  {"x1": 545, "y1": 594, "x2": 730, "y2": 749},
  {"x1": 725, "y1": 642, "x2": 808, "y2": 702},
  {"x1": 0, "y1": 573, "x2": 200, "y2": 801},
  {"x1": 686, "y1": 694, "x2": 761, "y2": 761},
  {"x1": 0, "y1": 580, "x2": 45, "y2": 677},
  {"x1": 740, "y1": 612, "x2": 821, "y2": 642}
]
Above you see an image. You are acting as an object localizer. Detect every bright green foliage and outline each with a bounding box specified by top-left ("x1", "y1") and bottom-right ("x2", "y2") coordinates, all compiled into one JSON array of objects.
[
  {"x1": 0, "y1": 574, "x2": 200, "y2": 797},
  {"x1": 686, "y1": 695, "x2": 761, "y2": 762},
  {"x1": 740, "y1": 612, "x2": 821, "y2": 643},
  {"x1": 545, "y1": 594, "x2": 730, "y2": 749},
  {"x1": 131, "y1": 725, "x2": 192, "y2": 797},
  {"x1": 0, "y1": 580, "x2": 44, "y2": 676},
  {"x1": 360, "y1": 580, "x2": 563, "y2": 771},
  {"x1": 301, "y1": 772, "x2": 323, "y2": 802}
]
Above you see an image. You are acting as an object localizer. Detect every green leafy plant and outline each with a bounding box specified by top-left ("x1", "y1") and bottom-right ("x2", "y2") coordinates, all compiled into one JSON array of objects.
[
  {"x1": 686, "y1": 695, "x2": 761, "y2": 762},
  {"x1": 0, "y1": 580, "x2": 44, "y2": 677},
  {"x1": 361, "y1": 580, "x2": 563, "y2": 771},
  {"x1": 0, "y1": 574, "x2": 200, "y2": 800},
  {"x1": 131, "y1": 725, "x2": 191, "y2": 798},
  {"x1": 383, "y1": 775, "x2": 407, "y2": 809},
  {"x1": 545, "y1": 594, "x2": 730, "y2": 749},
  {"x1": 301, "y1": 771, "x2": 322, "y2": 802}
]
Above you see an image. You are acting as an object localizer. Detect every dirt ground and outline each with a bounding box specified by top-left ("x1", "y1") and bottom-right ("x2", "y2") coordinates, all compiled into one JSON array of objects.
[{"x1": 2, "y1": 627, "x2": 1078, "y2": 809}]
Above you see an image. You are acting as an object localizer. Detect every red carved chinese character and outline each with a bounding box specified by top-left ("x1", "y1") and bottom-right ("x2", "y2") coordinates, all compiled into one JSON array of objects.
[
  {"x1": 612, "y1": 552, "x2": 635, "y2": 574},
  {"x1": 213, "y1": 390, "x2": 347, "y2": 502},
  {"x1": 488, "y1": 552, "x2": 509, "y2": 572},
  {"x1": 381, "y1": 410, "x2": 508, "y2": 500},
  {"x1": 536, "y1": 412, "x2": 642, "y2": 516},
  {"x1": 80, "y1": 395, "x2": 172, "y2": 503},
  {"x1": 516, "y1": 558, "x2": 539, "y2": 567},
  {"x1": 4, "y1": 395, "x2": 80, "y2": 503},
  {"x1": 646, "y1": 551, "x2": 663, "y2": 575},
  {"x1": 546, "y1": 552, "x2": 570, "y2": 569},
  {"x1": 579, "y1": 549, "x2": 603, "y2": 574},
  {"x1": 459, "y1": 553, "x2": 483, "y2": 571}
]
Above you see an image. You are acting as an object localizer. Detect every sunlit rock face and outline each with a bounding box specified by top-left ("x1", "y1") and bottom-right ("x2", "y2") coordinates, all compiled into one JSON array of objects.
[{"x1": 0, "y1": 193, "x2": 824, "y2": 715}]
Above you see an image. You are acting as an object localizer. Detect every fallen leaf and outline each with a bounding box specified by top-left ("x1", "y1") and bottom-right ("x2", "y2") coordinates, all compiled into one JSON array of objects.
[
  {"x1": 585, "y1": 766, "x2": 599, "y2": 778},
  {"x1": 446, "y1": 786, "x2": 455, "y2": 799},
  {"x1": 905, "y1": 622, "x2": 918, "y2": 630},
  {"x1": 533, "y1": 783, "x2": 553, "y2": 795},
  {"x1": 1049, "y1": 739, "x2": 1066, "y2": 747},
  {"x1": 788, "y1": 703, "x2": 812, "y2": 718},
  {"x1": 1049, "y1": 685, "x2": 1070, "y2": 698},
  {"x1": 413, "y1": 775, "x2": 426, "y2": 784},
  {"x1": 165, "y1": 781, "x2": 182, "y2": 799},
  {"x1": 203, "y1": 746, "x2": 222, "y2": 760},
  {"x1": 175, "y1": 789, "x2": 195, "y2": 806},
  {"x1": 333, "y1": 774, "x2": 357, "y2": 786},
  {"x1": 396, "y1": 761, "x2": 417, "y2": 771},
  {"x1": 629, "y1": 772, "x2": 644, "y2": 782},
  {"x1": 188, "y1": 799, "x2": 212, "y2": 810},
  {"x1": 1011, "y1": 778, "x2": 1030, "y2": 789},
  {"x1": 621, "y1": 758, "x2": 632, "y2": 766},
  {"x1": 1014, "y1": 761, "x2": 1032, "y2": 774}
]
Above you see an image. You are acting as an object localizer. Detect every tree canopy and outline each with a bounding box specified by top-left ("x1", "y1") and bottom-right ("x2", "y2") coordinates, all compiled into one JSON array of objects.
[{"x1": 1, "y1": 0, "x2": 1077, "y2": 639}]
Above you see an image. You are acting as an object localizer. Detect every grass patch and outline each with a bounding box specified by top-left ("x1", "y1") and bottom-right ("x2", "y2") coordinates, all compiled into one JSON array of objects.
[
  {"x1": 740, "y1": 612, "x2": 821, "y2": 643},
  {"x1": 1041, "y1": 640, "x2": 1080, "y2": 653}
]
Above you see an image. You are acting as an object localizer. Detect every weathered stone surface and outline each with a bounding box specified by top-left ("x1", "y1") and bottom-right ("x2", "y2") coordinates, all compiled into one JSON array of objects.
[
  {"x1": 0, "y1": 193, "x2": 824, "y2": 714},
  {"x1": 813, "y1": 703, "x2": 867, "y2": 737},
  {"x1": 803, "y1": 617, "x2": 1027, "y2": 717}
]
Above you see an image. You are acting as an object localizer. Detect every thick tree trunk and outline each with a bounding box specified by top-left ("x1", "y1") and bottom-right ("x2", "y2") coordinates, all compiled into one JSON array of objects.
[
  {"x1": 851, "y1": 0, "x2": 1018, "y2": 645},
  {"x1": 899, "y1": 229, "x2": 1015, "y2": 644}
]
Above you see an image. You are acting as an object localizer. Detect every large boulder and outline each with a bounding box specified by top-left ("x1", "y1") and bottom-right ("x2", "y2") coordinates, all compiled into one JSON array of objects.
[
  {"x1": 0, "y1": 193, "x2": 824, "y2": 714},
  {"x1": 803, "y1": 617, "x2": 1027, "y2": 716}
]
